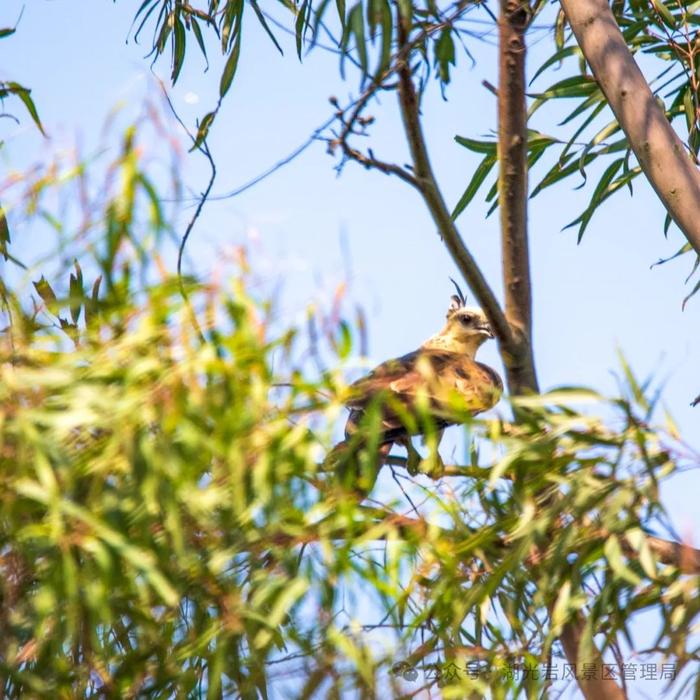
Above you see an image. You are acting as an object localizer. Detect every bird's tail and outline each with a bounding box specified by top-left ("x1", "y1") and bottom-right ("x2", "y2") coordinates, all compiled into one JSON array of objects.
[{"x1": 323, "y1": 438, "x2": 392, "y2": 498}]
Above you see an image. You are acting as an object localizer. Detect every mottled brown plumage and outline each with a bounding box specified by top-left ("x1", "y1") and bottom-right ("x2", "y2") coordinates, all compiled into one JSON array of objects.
[{"x1": 329, "y1": 285, "x2": 503, "y2": 487}]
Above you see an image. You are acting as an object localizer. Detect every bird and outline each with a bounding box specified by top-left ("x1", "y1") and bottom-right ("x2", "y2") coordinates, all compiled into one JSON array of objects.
[{"x1": 328, "y1": 280, "x2": 503, "y2": 492}]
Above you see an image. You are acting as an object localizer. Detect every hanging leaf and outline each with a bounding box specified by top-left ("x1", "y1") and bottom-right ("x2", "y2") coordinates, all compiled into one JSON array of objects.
[
  {"x1": 171, "y1": 16, "x2": 187, "y2": 83},
  {"x1": 0, "y1": 203, "x2": 9, "y2": 260},
  {"x1": 3, "y1": 82, "x2": 45, "y2": 135},
  {"x1": 69, "y1": 260, "x2": 84, "y2": 325},
  {"x1": 191, "y1": 111, "x2": 216, "y2": 151},
  {"x1": 452, "y1": 154, "x2": 496, "y2": 221},
  {"x1": 219, "y1": 31, "x2": 242, "y2": 97},
  {"x1": 33, "y1": 276, "x2": 58, "y2": 308}
]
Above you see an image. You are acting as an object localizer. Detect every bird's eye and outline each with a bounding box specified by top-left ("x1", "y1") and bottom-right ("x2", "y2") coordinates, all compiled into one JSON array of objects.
[{"x1": 460, "y1": 315, "x2": 472, "y2": 325}]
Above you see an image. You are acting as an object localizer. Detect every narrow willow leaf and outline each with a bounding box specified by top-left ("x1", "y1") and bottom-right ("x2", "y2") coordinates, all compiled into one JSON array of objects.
[
  {"x1": 250, "y1": 0, "x2": 283, "y2": 55},
  {"x1": 336, "y1": 0, "x2": 346, "y2": 28},
  {"x1": 452, "y1": 155, "x2": 496, "y2": 221},
  {"x1": 683, "y1": 86, "x2": 695, "y2": 134},
  {"x1": 376, "y1": 0, "x2": 392, "y2": 76},
  {"x1": 681, "y1": 276, "x2": 700, "y2": 309},
  {"x1": 295, "y1": 0, "x2": 309, "y2": 59},
  {"x1": 190, "y1": 17, "x2": 210, "y2": 69},
  {"x1": 0, "y1": 203, "x2": 9, "y2": 260},
  {"x1": 69, "y1": 260, "x2": 84, "y2": 325},
  {"x1": 348, "y1": 3, "x2": 368, "y2": 74},
  {"x1": 651, "y1": 0, "x2": 677, "y2": 28},
  {"x1": 154, "y1": 10, "x2": 173, "y2": 54},
  {"x1": 663, "y1": 212, "x2": 672, "y2": 237},
  {"x1": 530, "y1": 45, "x2": 580, "y2": 85},
  {"x1": 434, "y1": 28, "x2": 455, "y2": 84},
  {"x1": 535, "y1": 74, "x2": 598, "y2": 100},
  {"x1": 555, "y1": 7, "x2": 566, "y2": 49},
  {"x1": 5, "y1": 82, "x2": 45, "y2": 135},
  {"x1": 171, "y1": 16, "x2": 186, "y2": 83},
  {"x1": 219, "y1": 31, "x2": 242, "y2": 97},
  {"x1": 650, "y1": 242, "x2": 692, "y2": 269},
  {"x1": 34, "y1": 276, "x2": 57, "y2": 307},
  {"x1": 192, "y1": 111, "x2": 216, "y2": 150},
  {"x1": 454, "y1": 136, "x2": 497, "y2": 154},
  {"x1": 551, "y1": 580, "x2": 572, "y2": 629},
  {"x1": 604, "y1": 535, "x2": 642, "y2": 585}
]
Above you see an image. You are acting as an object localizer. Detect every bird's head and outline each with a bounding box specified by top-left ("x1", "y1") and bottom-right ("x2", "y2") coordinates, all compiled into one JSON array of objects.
[{"x1": 422, "y1": 279, "x2": 494, "y2": 356}]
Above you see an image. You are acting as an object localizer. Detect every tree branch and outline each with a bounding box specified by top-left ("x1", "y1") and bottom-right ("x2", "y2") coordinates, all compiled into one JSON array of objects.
[
  {"x1": 560, "y1": 0, "x2": 700, "y2": 255},
  {"x1": 394, "y1": 11, "x2": 515, "y2": 360},
  {"x1": 558, "y1": 615, "x2": 627, "y2": 700},
  {"x1": 497, "y1": 0, "x2": 539, "y2": 394}
]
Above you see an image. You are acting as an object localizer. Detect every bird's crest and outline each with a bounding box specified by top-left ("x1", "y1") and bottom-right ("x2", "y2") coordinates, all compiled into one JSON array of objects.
[{"x1": 448, "y1": 277, "x2": 467, "y2": 317}]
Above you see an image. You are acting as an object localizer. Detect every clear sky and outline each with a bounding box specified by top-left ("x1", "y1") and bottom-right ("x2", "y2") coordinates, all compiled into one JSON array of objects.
[{"x1": 2, "y1": 1, "x2": 698, "y2": 695}]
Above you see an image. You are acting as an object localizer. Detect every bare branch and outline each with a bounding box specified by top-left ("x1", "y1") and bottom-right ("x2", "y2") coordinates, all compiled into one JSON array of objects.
[
  {"x1": 497, "y1": 0, "x2": 539, "y2": 394},
  {"x1": 560, "y1": 0, "x2": 700, "y2": 255}
]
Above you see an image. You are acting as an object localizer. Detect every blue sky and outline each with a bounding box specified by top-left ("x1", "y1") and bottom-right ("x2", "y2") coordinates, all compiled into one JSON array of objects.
[{"x1": 1, "y1": 1, "x2": 698, "y2": 694}]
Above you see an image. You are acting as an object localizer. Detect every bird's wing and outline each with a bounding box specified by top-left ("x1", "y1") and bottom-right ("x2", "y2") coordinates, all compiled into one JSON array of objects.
[{"x1": 346, "y1": 349, "x2": 454, "y2": 410}]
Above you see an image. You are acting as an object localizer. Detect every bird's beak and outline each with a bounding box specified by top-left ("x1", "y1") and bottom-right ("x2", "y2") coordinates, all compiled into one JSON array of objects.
[{"x1": 477, "y1": 323, "x2": 494, "y2": 339}]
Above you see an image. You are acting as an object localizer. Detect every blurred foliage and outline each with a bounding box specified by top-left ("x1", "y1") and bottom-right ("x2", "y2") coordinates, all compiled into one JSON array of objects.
[
  {"x1": 0, "y1": 4, "x2": 699, "y2": 697},
  {"x1": 1, "y1": 262, "x2": 699, "y2": 696},
  {"x1": 0, "y1": 114, "x2": 697, "y2": 697}
]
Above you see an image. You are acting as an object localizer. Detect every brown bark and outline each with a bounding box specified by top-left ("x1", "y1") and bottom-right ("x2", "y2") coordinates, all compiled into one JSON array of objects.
[
  {"x1": 560, "y1": 0, "x2": 700, "y2": 255},
  {"x1": 559, "y1": 616, "x2": 627, "y2": 700},
  {"x1": 498, "y1": 0, "x2": 539, "y2": 395},
  {"x1": 496, "y1": 4, "x2": 623, "y2": 694}
]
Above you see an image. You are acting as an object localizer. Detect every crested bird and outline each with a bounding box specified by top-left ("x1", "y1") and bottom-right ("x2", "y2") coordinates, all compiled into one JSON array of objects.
[{"x1": 328, "y1": 281, "x2": 503, "y2": 491}]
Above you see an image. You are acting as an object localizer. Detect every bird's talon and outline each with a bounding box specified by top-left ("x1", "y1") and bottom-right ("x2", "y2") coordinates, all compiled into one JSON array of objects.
[
  {"x1": 406, "y1": 451, "x2": 421, "y2": 476},
  {"x1": 419, "y1": 457, "x2": 445, "y2": 480}
]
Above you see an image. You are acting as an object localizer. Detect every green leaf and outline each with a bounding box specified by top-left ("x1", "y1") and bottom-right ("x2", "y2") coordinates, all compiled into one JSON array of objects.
[
  {"x1": 69, "y1": 260, "x2": 84, "y2": 325},
  {"x1": 683, "y1": 86, "x2": 696, "y2": 135},
  {"x1": 0, "y1": 203, "x2": 9, "y2": 260},
  {"x1": 250, "y1": 0, "x2": 283, "y2": 55},
  {"x1": 348, "y1": 3, "x2": 368, "y2": 74},
  {"x1": 171, "y1": 16, "x2": 186, "y2": 84},
  {"x1": 191, "y1": 111, "x2": 216, "y2": 151},
  {"x1": 454, "y1": 136, "x2": 497, "y2": 154},
  {"x1": 564, "y1": 157, "x2": 624, "y2": 241},
  {"x1": 452, "y1": 154, "x2": 496, "y2": 221},
  {"x1": 84, "y1": 276, "x2": 102, "y2": 326},
  {"x1": 219, "y1": 31, "x2": 242, "y2": 97},
  {"x1": 5, "y1": 82, "x2": 45, "y2": 135},
  {"x1": 604, "y1": 535, "x2": 642, "y2": 585},
  {"x1": 34, "y1": 276, "x2": 57, "y2": 308},
  {"x1": 651, "y1": 0, "x2": 677, "y2": 28},
  {"x1": 434, "y1": 28, "x2": 456, "y2": 84},
  {"x1": 154, "y1": 10, "x2": 173, "y2": 55},
  {"x1": 295, "y1": 0, "x2": 309, "y2": 59},
  {"x1": 534, "y1": 74, "x2": 599, "y2": 100},
  {"x1": 530, "y1": 45, "x2": 580, "y2": 85},
  {"x1": 0, "y1": 27, "x2": 16, "y2": 39},
  {"x1": 682, "y1": 276, "x2": 700, "y2": 309},
  {"x1": 190, "y1": 17, "x2": 209, "y2": 69},
  {"x1": 336, "y1": 0, "x2": 346, "y2": 28},
  {"x1": 373, "y1": 0, "x2": 392, "y2": 77}
]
